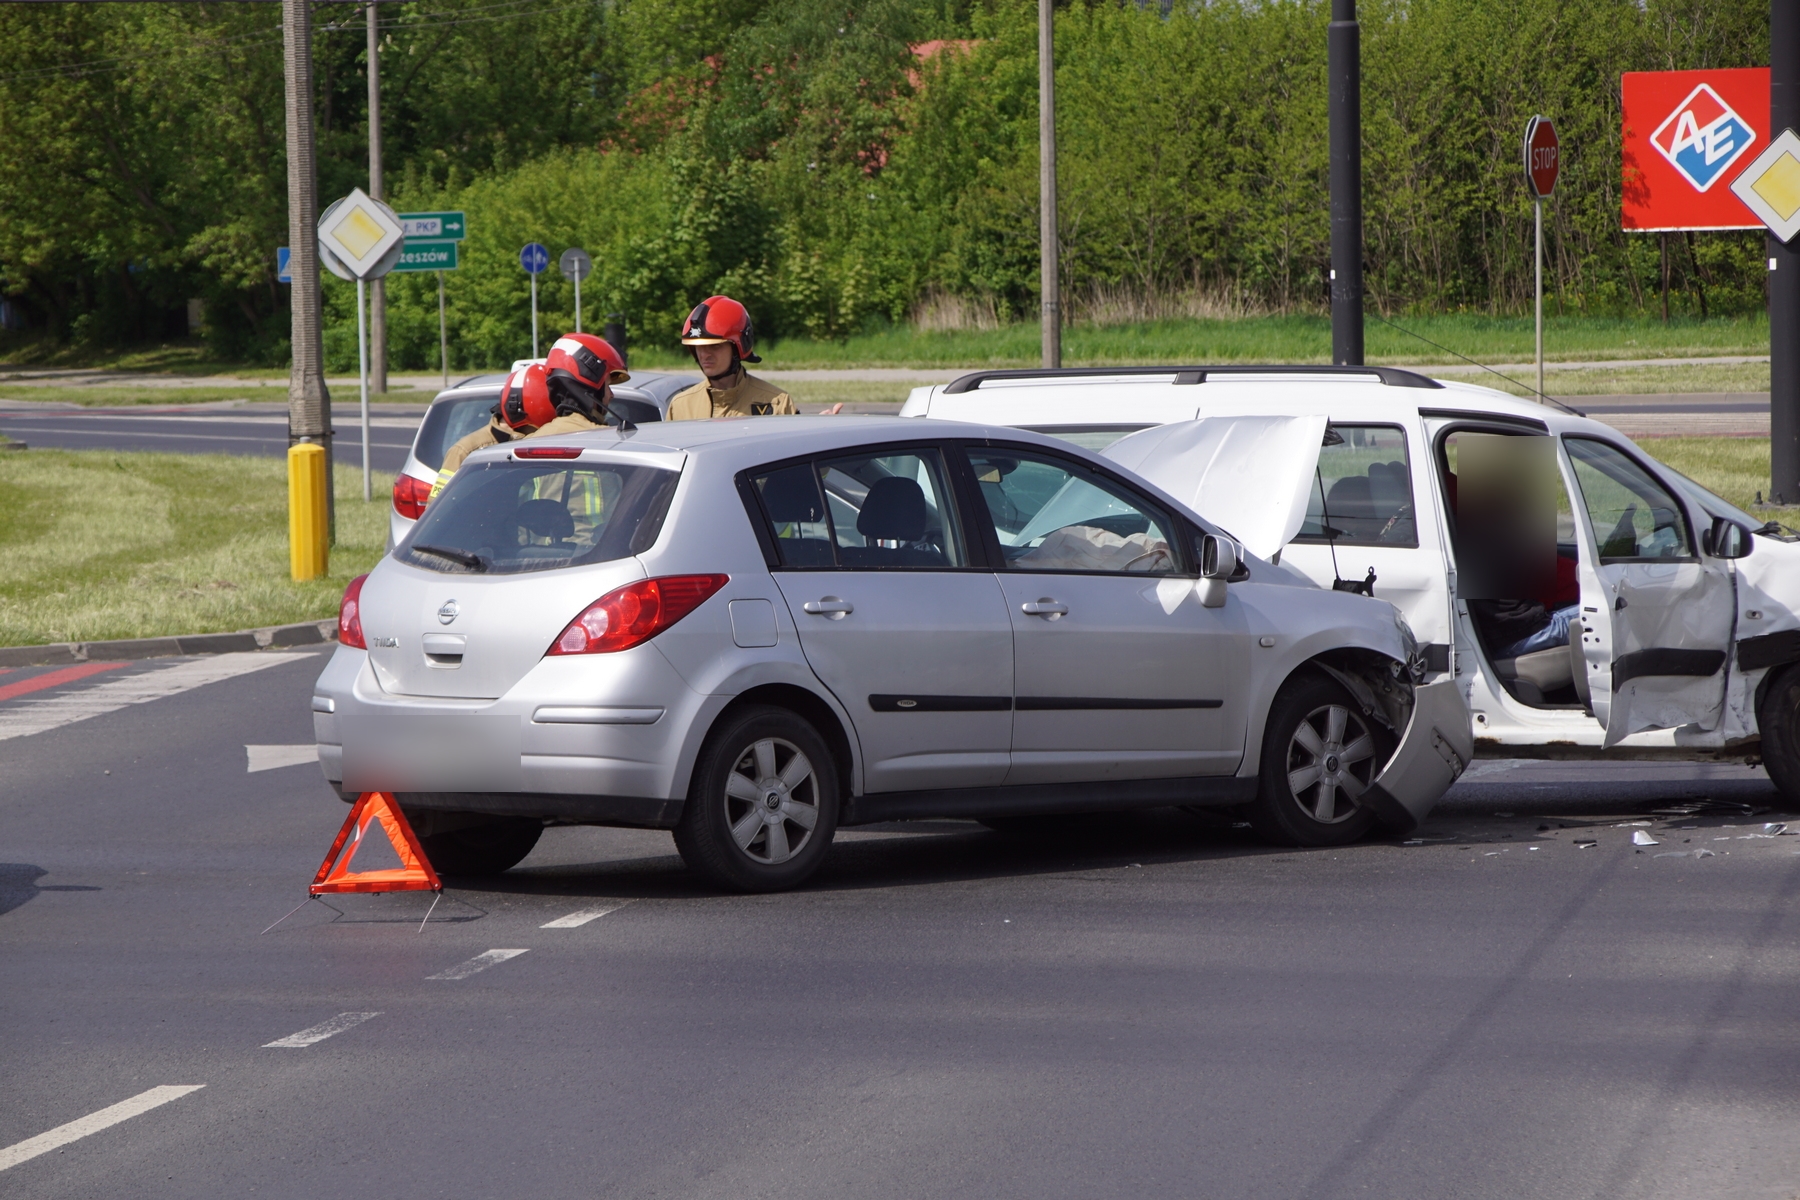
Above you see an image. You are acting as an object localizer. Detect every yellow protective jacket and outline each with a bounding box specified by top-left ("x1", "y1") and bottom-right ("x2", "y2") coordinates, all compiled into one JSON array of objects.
[{"x1": 666, "y1": 370, "x2": 797, "y2": 421}]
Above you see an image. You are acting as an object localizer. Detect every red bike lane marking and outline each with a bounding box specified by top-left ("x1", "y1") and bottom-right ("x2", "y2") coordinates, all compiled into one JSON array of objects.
[{"x1": 0, "y1": 662, "x2": 128, "y2": 703}]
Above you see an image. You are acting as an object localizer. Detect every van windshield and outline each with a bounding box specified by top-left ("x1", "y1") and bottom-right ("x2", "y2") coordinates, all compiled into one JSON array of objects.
[{"x1": 395, "y1": 460, "x2": 679, "y2": 574}]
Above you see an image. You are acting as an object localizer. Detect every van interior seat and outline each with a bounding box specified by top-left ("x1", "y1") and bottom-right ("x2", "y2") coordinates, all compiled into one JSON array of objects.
[{"x1": 1492, "y1": 647, "x2": 1575, "y2": 706}]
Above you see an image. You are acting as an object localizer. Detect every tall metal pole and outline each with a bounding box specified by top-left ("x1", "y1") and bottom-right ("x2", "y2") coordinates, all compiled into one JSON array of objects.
[
  {"x1": 574, "y1": 271, "x2": 582, "y2": 334},
  {"x1": 1773, "y1": 0, "x2": 1800, "y2": 504},
  {"x1": 1535, "y1": 199, "x2": 1545, "y2": 398},
  {"x1": 367, "y1": 0, "x2": 387, "y2": 395},
  {"x1": 284, "y1": 0, "x2": 334, "y2": 538},
  {"x1": 1038, "y1": 0, "x2": 1061, "y2": 370},
  {"x1": 357, "y1": 277, "x2": 370, "y2": 502},
  {"x1": 438, "y1": 270, "x2": 448, "y2": 389},
  {"x1": 530, "y1": 274, "x2": 539, "y2": 359},
  {"x1": 1328, "y1": 0, "x2": 1363, "y2": 366}
]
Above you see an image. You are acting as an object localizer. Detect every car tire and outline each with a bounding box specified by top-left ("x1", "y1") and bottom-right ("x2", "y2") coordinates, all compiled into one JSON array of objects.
[
  {"x1": 673, "y1": 705, "x2": 840, "y2": 892},
  {"x1": 418, "y1": 817, "x2": 543, "y2": 876},
  {"x1": 1758, "y1": 665, "x2": 1800, "y2": 803},
  {"x1": 1248, "y1": 674, "x2": 1391, "y2": 848}
]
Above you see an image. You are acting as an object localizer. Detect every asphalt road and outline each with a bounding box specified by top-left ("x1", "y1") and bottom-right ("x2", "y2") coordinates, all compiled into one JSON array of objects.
[
  {"x1": 3, "y1": 648, "x2": 1798, "y2": 1198},
  {"x1": 0, "y1": 404, "x2": 422, "y2": 473}
]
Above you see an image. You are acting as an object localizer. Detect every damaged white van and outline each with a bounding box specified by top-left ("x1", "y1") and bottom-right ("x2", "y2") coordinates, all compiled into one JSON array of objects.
[{"x1": 903, "y1": 366, "x2": 1800, "y2": 800}]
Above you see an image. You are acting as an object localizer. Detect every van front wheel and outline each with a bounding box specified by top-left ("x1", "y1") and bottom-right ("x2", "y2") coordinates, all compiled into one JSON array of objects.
[{"x1": 1759, "y1": 665, "x2": 1800, "y2": 804}]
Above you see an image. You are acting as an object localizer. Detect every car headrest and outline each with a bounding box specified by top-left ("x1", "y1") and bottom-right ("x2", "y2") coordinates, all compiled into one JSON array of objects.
[
  {"x1": 515, "y1": 498, "x2": 575, "y2": 542},
  {"x1": 761, "y1": 466, "x2": 824, "y2": 524},
  {"x1": 857, "y1": 476, "x2": 928, "y2": 542}
]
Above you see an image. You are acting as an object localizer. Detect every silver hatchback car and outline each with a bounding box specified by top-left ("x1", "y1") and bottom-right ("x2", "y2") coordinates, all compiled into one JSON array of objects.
[{"x1": 313, "y1": 416, "x2": 1471, "y2": 891}]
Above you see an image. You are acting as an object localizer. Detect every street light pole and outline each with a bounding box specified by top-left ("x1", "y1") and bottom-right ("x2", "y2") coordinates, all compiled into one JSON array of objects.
[
  {"x1": 367, "y1": 0, "x2": 387, "y2": 395},
  {"x1": 1328, "y1": 0, "x2": 1363, "y2": 366},
  {"x1": 1038, "y1": 0, "x2": 1060, "y2": 370},
  {"x1": 1772, "y1": 0, "x2": 1800, "y2": 504},
  {"x1": 283, "y1": 0, "x2": 333, "y2": 538}
]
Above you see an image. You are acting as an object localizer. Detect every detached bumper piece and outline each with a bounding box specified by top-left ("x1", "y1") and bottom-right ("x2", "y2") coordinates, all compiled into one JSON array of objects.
[{"x1": 1361, "y1": 679, "x2": 1473, "y2": 834}]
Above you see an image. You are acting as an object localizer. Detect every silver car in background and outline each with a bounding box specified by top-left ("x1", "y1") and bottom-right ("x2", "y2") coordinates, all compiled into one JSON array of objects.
[
  {"x1": 316, "y1": 416, "x2": 1471, "y2": 891},
  {"x1": 386, "y1": 369, "x2": 695, "y2": 548}
]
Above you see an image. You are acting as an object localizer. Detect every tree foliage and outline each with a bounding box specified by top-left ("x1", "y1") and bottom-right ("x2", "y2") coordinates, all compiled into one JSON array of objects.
[{"x1": 0, "y1": 0, "x2": 1772, "y2": 368}]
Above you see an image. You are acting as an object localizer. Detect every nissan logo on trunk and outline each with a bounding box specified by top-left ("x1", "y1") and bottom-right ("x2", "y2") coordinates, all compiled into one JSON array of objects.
[{"x1": 437, "y1": 600, "x2": 459, "y2": 625}]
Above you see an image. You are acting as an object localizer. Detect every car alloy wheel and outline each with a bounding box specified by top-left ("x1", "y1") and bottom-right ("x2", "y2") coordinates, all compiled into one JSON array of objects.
[
  {"x1": 724, "y1": 736, "x2": 820, "y2": 865},
  {"x1": 1284, "y1": 702, "x2": 1378, "y2": 825},
  {"x1": 675, "y1": 705, "x2": 841, "y2": 891}
]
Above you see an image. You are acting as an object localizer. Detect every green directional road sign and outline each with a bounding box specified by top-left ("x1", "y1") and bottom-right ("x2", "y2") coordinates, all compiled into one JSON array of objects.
[
  {"x1": 392, "y1": 240, "x2": 459, "y2": 272},
  {"x1": 397, "y1": 211, "x2": 466, "y2": 241}
]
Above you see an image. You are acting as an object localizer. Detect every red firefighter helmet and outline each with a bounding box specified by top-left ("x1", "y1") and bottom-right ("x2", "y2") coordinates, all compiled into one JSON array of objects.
[
  {"x1": 680, "y1": 295, "x2": 760, "y2": 364},
  {"x1": 499, "y1": 363, "x2": 556, "y2": 430},
  {"x1": 546, "y1": 332, "x2": 630, "y2": 390}
]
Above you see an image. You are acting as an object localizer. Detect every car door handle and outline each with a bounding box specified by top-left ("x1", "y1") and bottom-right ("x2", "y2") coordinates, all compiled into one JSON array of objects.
[
  {"x1": 1020, "y1": 599, "x2": 1068, "y2": 618},
  {"x1": 802, "y1": 597, "x2": 854, "y2": 618}
]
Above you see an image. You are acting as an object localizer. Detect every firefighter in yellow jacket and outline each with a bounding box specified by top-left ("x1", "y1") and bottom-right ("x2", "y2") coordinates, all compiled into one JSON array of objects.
[
  {"x1": 538, "y1": 332, "x2": 631, "y2": 434},
  {"x1": 667, "y1": 295, "x2": 797, "y2": 420},
  {"x1": 429, "y1": 362, "x2": 555, "y2": 500}
]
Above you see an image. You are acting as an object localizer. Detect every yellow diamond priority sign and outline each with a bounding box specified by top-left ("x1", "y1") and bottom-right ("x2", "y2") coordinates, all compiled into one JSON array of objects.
[
  {"x1": 1730, "y1": 128, "x2": 1800, "y2": 244},
  {"x1": 317, "y1": 188, "x2": 404, "y2": 280}
]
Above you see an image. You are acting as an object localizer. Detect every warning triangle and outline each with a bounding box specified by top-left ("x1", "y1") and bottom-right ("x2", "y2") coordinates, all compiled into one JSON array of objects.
[{"x1": 310, "y1": 792, "x2": 441, "y2": 895}]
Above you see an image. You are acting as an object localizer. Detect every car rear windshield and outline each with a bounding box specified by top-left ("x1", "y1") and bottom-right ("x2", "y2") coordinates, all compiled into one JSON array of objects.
[
  {"x1": 394, "y1": 460, "x2": 679, "y2": 574},
  {"x1": 412, "y1": 394, "x2": 499, "y2": 472}
]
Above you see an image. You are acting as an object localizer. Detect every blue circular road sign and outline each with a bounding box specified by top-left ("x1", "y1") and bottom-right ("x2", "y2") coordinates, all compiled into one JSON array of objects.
[{"x1": 519, "y1": 242, "x2": 550, "y2": 274}]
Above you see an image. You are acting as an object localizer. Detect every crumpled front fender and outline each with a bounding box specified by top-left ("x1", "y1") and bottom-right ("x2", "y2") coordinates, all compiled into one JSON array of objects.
[{"x1": 1359, "y1": 678, "x2": 1472, "y2": 834}]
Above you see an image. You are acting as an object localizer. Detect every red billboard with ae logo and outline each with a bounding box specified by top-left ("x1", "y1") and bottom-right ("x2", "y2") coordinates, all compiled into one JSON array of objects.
[{"x1": 1622, "y1": 67, "x2": 1768, "y2": 231}]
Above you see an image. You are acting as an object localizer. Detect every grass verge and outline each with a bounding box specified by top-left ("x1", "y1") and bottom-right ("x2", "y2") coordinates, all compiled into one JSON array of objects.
[
  {"x1": 0, "y1": 450, "x2": 390, "y2": 646},
  {"x1": 1631, "y1": 437, "x2": 1800, "y2": 527},
  {"x1": 0, "y1": 384, "x2": 435, "y2": 408}
]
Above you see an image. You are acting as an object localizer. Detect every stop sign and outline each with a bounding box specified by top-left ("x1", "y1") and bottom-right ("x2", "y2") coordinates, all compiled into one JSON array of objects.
[{"x1": 1524, "y1": 115, "x2": 1560, "y2": 199}]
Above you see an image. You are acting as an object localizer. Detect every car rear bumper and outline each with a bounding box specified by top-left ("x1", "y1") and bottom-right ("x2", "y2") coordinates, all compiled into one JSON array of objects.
[{"x1": 312, "y1": 645, "x2": 719, "y2": 821}]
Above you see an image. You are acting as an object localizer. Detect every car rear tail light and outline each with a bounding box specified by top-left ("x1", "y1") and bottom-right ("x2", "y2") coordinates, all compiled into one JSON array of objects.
[
  {"x1": 547, "y1": 575, "x2": 729, "y2": 656},
  {"x1": 339, "y1": 573, "x2": 369, "y2": 650},
  {"x1": 392, "y1": 473, "x2": 431, "y2": 519},
  {"x1": 515, "y1": 445, "x2": 583, "y2": 459}
]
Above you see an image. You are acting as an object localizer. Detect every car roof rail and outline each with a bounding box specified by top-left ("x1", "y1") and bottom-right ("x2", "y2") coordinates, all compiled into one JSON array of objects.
[{"x1": 940, "y1": 364, "x2": 1445, "y2": 394}]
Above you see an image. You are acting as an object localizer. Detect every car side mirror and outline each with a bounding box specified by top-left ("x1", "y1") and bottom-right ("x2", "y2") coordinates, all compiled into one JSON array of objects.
[
  {"x1": 1198, "y1": 533, "x2": 1240, "y2": 608},
  {"x1": 1703, "y1": 515, "x2": 1753, "y2": 559}
]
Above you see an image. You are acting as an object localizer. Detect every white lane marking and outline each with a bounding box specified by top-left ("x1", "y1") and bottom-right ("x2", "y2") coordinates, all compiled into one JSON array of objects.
[
  {"x1": 247, "y1": 743, "x2": 319, "y2": 773},
  {"x1": 541, "y1": 900, "x2": 633, "y2": 929},
  {"x1": 427, "y1": 949, "x2": 529, "y2": 980},
  {"x1": 263, "y1": 1012, "x2": 380, "y2": 1048},
  {"x1": 0, "y1": 653, "x2": 305, "y2": 743},
  {"x1": 0, "y1": 1085, "x2": 204, "y2": 1172}
]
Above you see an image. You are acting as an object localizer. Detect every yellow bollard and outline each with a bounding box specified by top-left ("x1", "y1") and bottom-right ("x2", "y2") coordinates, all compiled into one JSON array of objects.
[{"x1": 288, "y1": 443, "x2": 330, "y2": 581}]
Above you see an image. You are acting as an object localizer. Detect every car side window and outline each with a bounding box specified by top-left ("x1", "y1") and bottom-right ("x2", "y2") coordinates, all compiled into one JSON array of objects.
[
  {"x1": 1565, "y1": 437, "x2": 1692, "y2": 561},
  {"x1": 1294, "y1": 424, "x2": 1417, "y2": 547},
  {"x1": 748, "y1": 448, "x2": 967, "y2": 569},
  {"x1": 966, "y1": 447, "x2": 1176, "y2": 575}
]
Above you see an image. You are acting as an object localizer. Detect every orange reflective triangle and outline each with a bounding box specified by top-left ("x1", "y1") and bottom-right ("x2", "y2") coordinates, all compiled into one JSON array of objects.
[{"x1": 310, "y1": 791, "x2": 441, "y2": 894}]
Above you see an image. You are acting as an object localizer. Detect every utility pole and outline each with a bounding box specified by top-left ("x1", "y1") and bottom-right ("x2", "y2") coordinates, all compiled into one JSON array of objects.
[
  {"x1": 1038, "y1": 0, "x2": 1060, "y2": 370},
  {"x1": 367, "y1": 0, "x2": 387, "y2": 394},
  {"x1": 284, "y1": 0, "x2": 333, "y2": 536},
  {"x1": 1773, "y1": 0, "x2": 1800, "y2": 504},
  {"x1": 1328, "y1": 0, "x2": 1363, "y2": 366}
]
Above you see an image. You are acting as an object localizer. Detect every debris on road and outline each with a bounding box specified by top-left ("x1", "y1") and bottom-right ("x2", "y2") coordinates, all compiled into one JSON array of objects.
[
  {"x1": 1632, "y1": 830, "x2": 1659, "y2": 846},
  {"x1": 1574, "y1": 838, "x2": 1598, "y2": 849}
]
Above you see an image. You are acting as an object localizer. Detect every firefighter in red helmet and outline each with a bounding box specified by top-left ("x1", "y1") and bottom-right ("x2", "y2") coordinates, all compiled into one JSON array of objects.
[
  {"x1": 429, "y1": 362, "x2": 554, "y2": 500},
  {"x1": 539, "y1": 332, "x2": 631, "y2": 435},
  {"x1": 667, "y1": 295, "x2": 797, "y2": 420}
]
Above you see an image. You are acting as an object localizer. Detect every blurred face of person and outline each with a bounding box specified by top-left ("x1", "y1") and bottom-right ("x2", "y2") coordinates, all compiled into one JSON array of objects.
[{"x1": 694, "y1": 342, "x2": 736, "y2": 380}]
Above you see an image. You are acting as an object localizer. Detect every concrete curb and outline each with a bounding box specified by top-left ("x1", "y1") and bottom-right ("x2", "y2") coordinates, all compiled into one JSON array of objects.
[{"x1": 0, "y1": 619, "x2": 337, "y2": 668}]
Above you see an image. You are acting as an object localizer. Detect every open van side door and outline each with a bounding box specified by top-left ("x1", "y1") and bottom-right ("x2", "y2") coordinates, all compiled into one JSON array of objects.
[{"x1": 1561, "y1": 436, "x2": 1734, "y2": 746}]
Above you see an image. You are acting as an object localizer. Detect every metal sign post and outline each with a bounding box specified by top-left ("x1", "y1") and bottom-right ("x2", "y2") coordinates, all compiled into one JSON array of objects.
[
  {"x1": 520, "y1": 243, "x2": 549, "y2": 357},
  {"x1": 1329, "y1": 0, "x2": 1363, "y2": 366},
  {"x1": 317, "y1": 188, "x2": 405, "y2": 502},
  {"x1": 1037, "y1": 0, "x2": 1059, "y2": 370},
  {"x1": 1523, "y1": 116, "x2": 1560, "y2": 401},
  {"x1": 398, "y1": 212, "x2": 466, "y2": 392},
  {"x1": 560, "y1": 248, "x2": 593, "y2": 333}
]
